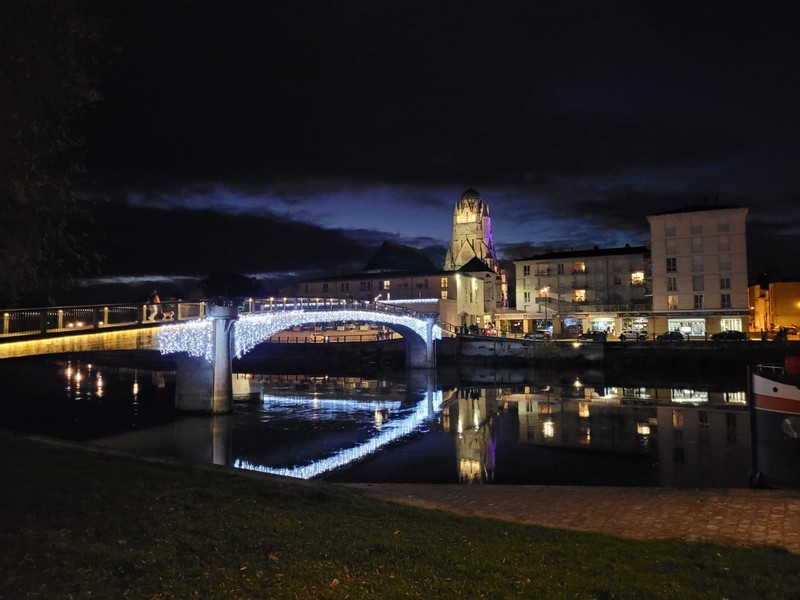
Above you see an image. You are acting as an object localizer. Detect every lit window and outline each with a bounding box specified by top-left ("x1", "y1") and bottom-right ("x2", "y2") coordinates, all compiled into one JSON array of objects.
[
  {"x1": 668, "y1": 295, "x2": 678, "y2": 310},
  {"x1": 441, "y1": 291, "x2": 448, "y2": 300},
  {"x1": 573, "y1": 261, "x2": 586, "y2": 273},
  {"x1": 537, "y1": 286, "x2": 549, "y2": 298},
  {"x1": 574, "y1": 289, "x2": 586, "y2": 302},
  {"x1": 383, "y1": 280, "x2": 391, "y2": 290},
  {"x1": 630, "y1": 271, "x2": 644, "y2": 285},
  {"x1": 440, "y1": 277, "x2": 448, "y2": 288}
]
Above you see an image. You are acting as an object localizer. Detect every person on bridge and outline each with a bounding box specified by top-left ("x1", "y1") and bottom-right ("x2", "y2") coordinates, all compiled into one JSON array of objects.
[{"x1": 148, "y1": 290, "x2": 161, "y2": 321}]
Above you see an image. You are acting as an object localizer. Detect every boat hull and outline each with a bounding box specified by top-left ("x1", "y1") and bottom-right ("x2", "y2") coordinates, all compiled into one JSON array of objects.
[{"x1": 752, "y1": 370, "x2": 800, "y2": 488}]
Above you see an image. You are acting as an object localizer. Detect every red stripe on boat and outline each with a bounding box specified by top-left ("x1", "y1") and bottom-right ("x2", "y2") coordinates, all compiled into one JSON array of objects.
[{"x1": 753, "y1": 392, "x2": 800, "y2": 415}]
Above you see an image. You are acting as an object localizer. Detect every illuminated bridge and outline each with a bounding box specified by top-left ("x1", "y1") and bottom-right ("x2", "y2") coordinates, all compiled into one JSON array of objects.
[{"x1": 0, "y1": 298, "x2": 443, "y2": 413}]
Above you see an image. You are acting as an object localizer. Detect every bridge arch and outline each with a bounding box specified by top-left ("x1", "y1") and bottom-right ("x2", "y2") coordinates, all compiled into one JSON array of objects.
[
  {"x1": 159, "y1": 309, "x2": 441, "y2": 368},
  {"x1": 234, "y1": 310, "x2": 441, "y2": 367}
]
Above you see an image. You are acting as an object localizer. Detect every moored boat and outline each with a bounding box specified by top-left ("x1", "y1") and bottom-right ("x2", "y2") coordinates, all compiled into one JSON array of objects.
[{"x1": 750, "y1": 356, "x2": 800, "y2": 488}]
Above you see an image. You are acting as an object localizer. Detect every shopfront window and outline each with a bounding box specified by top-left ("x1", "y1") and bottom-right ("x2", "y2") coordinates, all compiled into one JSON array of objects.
[
  {"x1": 667, "y1": 318, "x2": 706, "y2": 336},
  {"x1": 720, "y1": 318, "x2": 742, "y2": 331}
]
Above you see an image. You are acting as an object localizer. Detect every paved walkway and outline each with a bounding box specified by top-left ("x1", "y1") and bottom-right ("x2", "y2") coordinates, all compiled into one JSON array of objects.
[{"x1": 343, "y1": 483, "x2": 800, "y2": 554}]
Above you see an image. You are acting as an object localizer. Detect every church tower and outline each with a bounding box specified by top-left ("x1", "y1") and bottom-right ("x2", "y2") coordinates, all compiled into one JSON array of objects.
[{"x1": 443, "y1": 188, "x2": 498, "y2": 273}]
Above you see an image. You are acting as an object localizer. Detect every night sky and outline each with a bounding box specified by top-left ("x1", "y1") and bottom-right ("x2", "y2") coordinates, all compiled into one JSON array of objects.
[{"x1": 70, "y1": 1, "x2": 800, "y2": 298}]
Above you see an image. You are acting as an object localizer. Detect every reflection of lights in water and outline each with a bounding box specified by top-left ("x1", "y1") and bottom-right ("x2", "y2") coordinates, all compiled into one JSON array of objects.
[
  {"x1": 235, "y1": 391, "x2": 443, "y2": 479},
  {"x1": 543, "y1": 420, "x2": 555, "y2": 438},
  {"x1": 262, "y1": 395, "x2": 401, "y2": 417},
  {"x1": 459, "y1": 458, "x2": 482, "y2": 482},
  {"x1": 96, "y1": 373, "x2": 104, "y2": 398},
  {"x1": 132, "y1": 381, "x2": 139, "y2": 396},
  {"x1": 473, "y1": 408, "x2": 480, "y2": 431},
  {"x1": 670, "y1": 389, "x2": 709, "y2": 404},
  {"x1": 637, "y1": 423, "x2": 651, "y2": 435},
  {"x1": 579, "y1": 428, "x2": 591, "y2": 445},
  {"x1": 374, "y1": 409, "x2": 384, "y2": 428},
  {"x1": 578, "y1": 402, "x2": 590, "y2": 418}
]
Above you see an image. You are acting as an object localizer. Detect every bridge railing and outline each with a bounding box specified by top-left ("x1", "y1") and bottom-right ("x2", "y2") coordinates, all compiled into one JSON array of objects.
[
  {"x1": 0, "y1": 301, "x2": 209, "y2": 339},
  {"x1": 1, "y1": 296, "x2": 459, "y2": 340}
]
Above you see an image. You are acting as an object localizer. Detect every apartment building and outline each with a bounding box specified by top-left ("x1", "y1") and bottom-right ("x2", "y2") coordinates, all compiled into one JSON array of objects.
[
  {"x1": 749, "y1": 280, "x2": 800, "y2": 335},
  {"x1": 647, "y1": 206, "x2": 748, "y2": 336},
  {"x1": 514, "y1": 245, "x2": 649, "y2": 335}
]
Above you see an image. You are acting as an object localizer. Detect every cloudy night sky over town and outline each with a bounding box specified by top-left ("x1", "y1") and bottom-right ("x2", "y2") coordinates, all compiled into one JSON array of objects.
[{"x1": 37, "y1": 1, "x2": 800, "y2": 298}]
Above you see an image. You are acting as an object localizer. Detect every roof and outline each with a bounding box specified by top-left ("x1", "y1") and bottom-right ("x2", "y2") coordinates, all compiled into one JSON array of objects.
[
  {"x1": 460, "y1": 188, "x2": 481, "y2": 201},
  {"x1": 648, "y1": 204, "x2": 741, "y2": 217},
  {"x1": 517, "y1": 245, "x2": 648, "y2": 262},
  {"x1": 362, "y1": 241, "x2": 438, "y2": 273},
  {"x1": 458, "y1": 256, "x2": 495, "y2": 273}
]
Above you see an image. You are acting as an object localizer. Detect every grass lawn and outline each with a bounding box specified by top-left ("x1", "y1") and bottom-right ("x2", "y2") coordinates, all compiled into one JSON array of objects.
[{"x1": 1, "y1": 431, "x2": 798, "y2": 599}]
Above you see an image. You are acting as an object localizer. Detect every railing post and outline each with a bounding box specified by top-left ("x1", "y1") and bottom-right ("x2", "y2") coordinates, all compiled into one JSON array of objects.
[
  {"x1": 103, "y1": 306, "x2": 109, "y2": 327},
  {"x1": 56, "y1": 309, "x2": 64, "y2": 331},
  {"x1": 93, "y1": 307, "x2": 100, "y2": 330},
  {"x1": 3, "y1": 312, "x2": 9, "y2": 335}
]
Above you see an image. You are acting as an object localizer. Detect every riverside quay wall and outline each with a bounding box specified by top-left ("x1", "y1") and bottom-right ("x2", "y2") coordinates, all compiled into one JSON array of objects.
[
  {"x1": 231, "y1": 336, "x2": 796, "y2": 373},
  {"x1": 439, "y1": 336, "x2": 795, "y2": 368}
]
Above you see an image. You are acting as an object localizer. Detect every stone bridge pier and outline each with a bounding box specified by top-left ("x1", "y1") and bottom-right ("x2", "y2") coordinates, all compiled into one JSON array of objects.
[
  {"x1": 174, "y1": 304, "x2": 238, "y2": 413},
  {"x1": 403, "y1": 314, "x2": 438, "y2": 369}
]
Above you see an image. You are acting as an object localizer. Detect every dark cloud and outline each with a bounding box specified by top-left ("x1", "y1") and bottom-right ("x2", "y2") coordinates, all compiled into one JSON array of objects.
[
  {"x1": 64, "y1": 0, "x2": 800, "y2": 284},
  {"x1": 88, "y1": 201, "x2": 374, "y2": 277}
]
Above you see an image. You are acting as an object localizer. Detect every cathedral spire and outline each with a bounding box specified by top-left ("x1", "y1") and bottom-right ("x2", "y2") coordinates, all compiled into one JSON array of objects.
[{"x1": 443, "y1": 188, "x2": 498, "y2": 272}]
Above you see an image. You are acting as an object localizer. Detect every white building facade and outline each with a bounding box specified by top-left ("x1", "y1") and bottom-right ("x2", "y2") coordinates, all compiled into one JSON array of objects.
[{"x1": 647, "y1": 206, "x2": 749, "y2": 337}]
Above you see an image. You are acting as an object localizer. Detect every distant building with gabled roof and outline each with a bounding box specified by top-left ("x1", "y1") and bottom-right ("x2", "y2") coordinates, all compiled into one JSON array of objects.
[{"x1": 287, "y1": 240, "x2": 491, "y2": 330}]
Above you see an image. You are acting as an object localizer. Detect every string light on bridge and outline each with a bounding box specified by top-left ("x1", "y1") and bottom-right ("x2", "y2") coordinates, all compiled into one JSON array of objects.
[{"x1": 157, "y1": 309, "x2": 442, "y2": 361}]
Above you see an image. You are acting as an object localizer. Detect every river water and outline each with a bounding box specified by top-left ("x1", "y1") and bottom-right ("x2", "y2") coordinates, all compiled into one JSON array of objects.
[{"x1": 0, "y1": 357, "x2": 753, "y2": 488}]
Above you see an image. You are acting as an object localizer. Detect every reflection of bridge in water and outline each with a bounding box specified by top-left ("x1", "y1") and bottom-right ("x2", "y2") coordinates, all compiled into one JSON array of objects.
[{"x1": 0, "y1": 298, "x2": 444, "y2": 413}]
